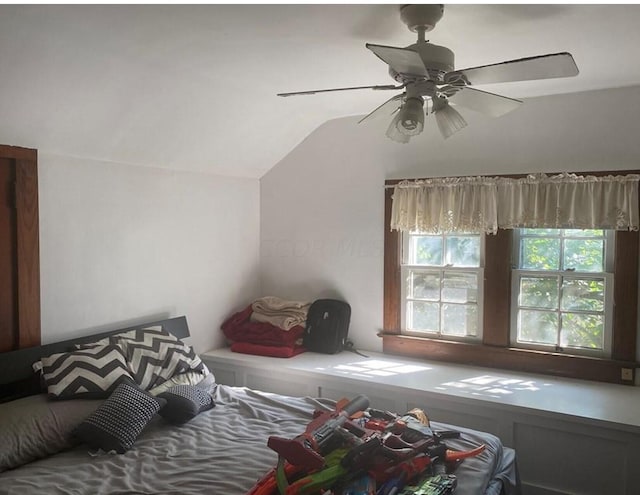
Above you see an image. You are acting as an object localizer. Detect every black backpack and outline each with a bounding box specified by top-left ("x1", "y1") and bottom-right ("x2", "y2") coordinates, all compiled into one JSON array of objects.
[{"x1": 303, "y1": 299, "x2": 351, "y2": 354}]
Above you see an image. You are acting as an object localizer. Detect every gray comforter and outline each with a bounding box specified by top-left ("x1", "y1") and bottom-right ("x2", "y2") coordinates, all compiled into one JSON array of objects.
[{"x1": 0, "y1": 385, "x2": 518, "y2": 494}]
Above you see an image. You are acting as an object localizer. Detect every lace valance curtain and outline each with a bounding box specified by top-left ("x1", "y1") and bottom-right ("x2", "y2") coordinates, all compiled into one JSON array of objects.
[{"x1": 390, "y1": 173, "x2": 640, "y2": 234}]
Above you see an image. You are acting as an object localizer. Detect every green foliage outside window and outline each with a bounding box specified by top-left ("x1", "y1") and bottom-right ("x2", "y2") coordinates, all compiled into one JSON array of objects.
[{"x1": 516, "y1": 229, "x2": 608, "y2": 351}]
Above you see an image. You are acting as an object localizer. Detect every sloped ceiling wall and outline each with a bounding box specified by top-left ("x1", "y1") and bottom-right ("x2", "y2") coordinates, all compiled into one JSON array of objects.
[{"x1": 260, "y1": 85, "x2": 640, "y2": 352}]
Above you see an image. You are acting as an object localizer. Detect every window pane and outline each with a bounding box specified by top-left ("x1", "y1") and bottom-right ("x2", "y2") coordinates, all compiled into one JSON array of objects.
[
  {"x1": 564, "y1": 229, "x2": 603, "y2": 237},
  {"x1": 442, "y1": 272, "x2": 477, "y2": 303},
  {"x1": 520, "y1": 237, "x2": 560, "y2": 270},
  {"x1": 563, "y1": 239, "x2": 604, "y2": 272},
  {"x1": 521, "y1": 229, "x2": 558, "y2": 236},
  {"x1": 513, "y1": 228, "x2": 612, "y2": 356},
  {"x1": 411, "y1": 236, "x2": 442, "y2": 265},
  {"x1": 561, "y1": 278, "x2": 605, "y2": 312},
  {"x1": 442, "y1": 304, "x2": 477, "y2": 337},
  {"x1": 445, "y1": 236, "x2": 480, "y2": 267},
  {"x1": 518, "y1": 309, "x2": 558, "y2": 345},
  {"x1": 561, "y1": 313, "x2": 604, "y2": 350},
  {"x1": 519, "y1": 276, "x2": 558, "y2": 309},
  {"x1": 408, "y1": 272, "x2": 440, "y2": 300},
  {"x1": 407, "y1": 301, "x2": 439, "y2": 332}
]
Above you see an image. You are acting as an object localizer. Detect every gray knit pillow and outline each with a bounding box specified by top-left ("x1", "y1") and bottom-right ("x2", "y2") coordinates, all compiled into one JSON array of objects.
[
  {"x1": 73, "y1": 380, "x2": 165, "y2": 453},
  {"x1": 158, "y1": 384, "x2": 215, "y2": 425}
]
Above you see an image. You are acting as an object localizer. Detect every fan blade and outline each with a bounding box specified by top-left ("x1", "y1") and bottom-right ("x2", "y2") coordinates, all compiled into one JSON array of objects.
[
  {"x1": 358, "y1": 94, "x2": 404, "y2": 124},
  {"x1": 447, "y1": 87, "x2": 522, "y2": 117},
  {"x1": 445, "y1": 52, "x2": 579, "y2": 86},
  {"x1": 366, "y1": 43, "x2": 428, "y2": 77},
  {"x1": 277, "y1": 84, "x2": 401, "y2": 97}
]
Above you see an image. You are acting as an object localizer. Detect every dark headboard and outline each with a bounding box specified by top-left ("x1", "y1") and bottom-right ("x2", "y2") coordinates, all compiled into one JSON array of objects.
[{"x1": 0, "y1": 316, "x2": 190, "y2": 386}]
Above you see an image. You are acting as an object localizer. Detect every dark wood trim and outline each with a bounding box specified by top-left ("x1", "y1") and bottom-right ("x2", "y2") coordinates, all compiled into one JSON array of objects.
[
  {"x1": 384, "y1": 169, "x2": 640, "y2": 186},
  {"x1": 0, "y1": 145, "x2": 40, "y2": 350},
  {"x1": 612, "y1": 230, "x2": 638, "y2": 362},
  {"x1": 383, "y1": 187, "x2": 401, "y2": 333},
  {"x1": 482, "y1": 230, "x2": 512, "y2": 347},
  {"x1": 0, "y1": 158, "x2": 17, "y2": 352},
  {"x1": 382, "y1": 334, "x2": 636, "y2": 385},
  {"x1": 0, "y1": 145, "x2": 37, "y2": 162},
  {"x1": 15, "y1": 159, "x2": 40, "y2": 348}
]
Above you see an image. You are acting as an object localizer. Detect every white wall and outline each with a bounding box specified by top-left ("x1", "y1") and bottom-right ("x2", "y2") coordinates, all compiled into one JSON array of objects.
[
  {"x1": 39, "y1": 153, "x2": 260, "y2": 353},
  {"x1": 260, "y1": 84, "x2": 640, "y2": 354}
]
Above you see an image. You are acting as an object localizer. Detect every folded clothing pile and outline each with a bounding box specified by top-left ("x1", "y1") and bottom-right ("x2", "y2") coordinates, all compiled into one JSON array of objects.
[{"x1": 221, "y1": 296, "x2": 310, "y2": 358}]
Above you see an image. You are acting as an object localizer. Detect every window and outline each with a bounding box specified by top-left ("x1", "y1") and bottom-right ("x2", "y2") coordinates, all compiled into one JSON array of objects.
[
  {"x1": 383, "y1": 173, "x2": 640, "y2": 385},
  {"x1": 511, "y1": 229, "x2": 613, "y2": 356},
  {"x1": 401, "y1": 232, "x2": 483, "y2": 340}
]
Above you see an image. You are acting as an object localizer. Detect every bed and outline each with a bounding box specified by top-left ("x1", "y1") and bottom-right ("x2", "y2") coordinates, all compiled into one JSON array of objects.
[{"x1": 0, "y1": 316, "x2": 521, "y2": 495}]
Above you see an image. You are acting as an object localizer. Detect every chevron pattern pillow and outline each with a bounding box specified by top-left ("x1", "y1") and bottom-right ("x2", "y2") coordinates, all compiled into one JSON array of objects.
[
  {"x1": 41, "y1": 345, "x2": 133, "y2": 400},
  {"x1": 111, "y1": 327, "x2": 205, "y2": 391}
]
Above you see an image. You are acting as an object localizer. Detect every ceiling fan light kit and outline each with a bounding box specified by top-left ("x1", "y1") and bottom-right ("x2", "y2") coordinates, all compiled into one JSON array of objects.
[
  {"x1": 433, "y1": 96, "x2": 468, "y2": 139},
  {"x1": 386, "y1": 113, "x2": 411, "y2": 144},
  {"x1": 397, "y1": 97, "x2": 425, "y2": 136},
  {"x1": 278, "y1": 4, "x2": 579, "y2": 144}
]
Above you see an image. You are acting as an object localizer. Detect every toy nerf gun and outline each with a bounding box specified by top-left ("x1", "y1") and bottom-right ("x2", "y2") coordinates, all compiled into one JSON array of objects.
[
  {"x1": 247, "y1": 460, "x2": 305, "y2": 495},
  {"x1": 245, "y1": 450, "x2": 350, "y2": 495},
  {"x1": 375, "y1": 454, "x2": 433, "y2": 495},
  {"x1": 341, "y1": 473, "x2": 376, "y2": 495},
  {"x1": 277, "y1": 447, "x2": 350, "y2": 495},
  {"x1": 342, "y1": 406, "x2": 486, "y2": 487},
  {"x1": 268, "y1": 394, "x2": 370, "y2": 471},
  {"x1": 397, "y1": 474, "x2": 457, "y2": 495}
]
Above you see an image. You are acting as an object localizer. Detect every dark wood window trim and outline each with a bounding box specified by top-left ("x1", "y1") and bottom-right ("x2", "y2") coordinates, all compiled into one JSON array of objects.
[
  {"x1": 0, "y1": 145, "x2": 40, "y2": 350},
  {"x1": 382, "y1": 171, "x2": 639, "y2": 385}
]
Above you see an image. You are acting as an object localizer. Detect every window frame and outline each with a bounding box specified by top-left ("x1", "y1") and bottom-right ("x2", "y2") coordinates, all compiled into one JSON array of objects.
[
  {"x1": 510, "y1": 269, "x2": 614, "y2": 356},
  {"x1": 382, "y1": 171, "x2": 640, "y2": 385},
  {"x1": 510, "y1": 228, "x2": 614, "y2": 357},
  {"x1": 400, "y1": 231, "x2": 484, "y2": 342}
]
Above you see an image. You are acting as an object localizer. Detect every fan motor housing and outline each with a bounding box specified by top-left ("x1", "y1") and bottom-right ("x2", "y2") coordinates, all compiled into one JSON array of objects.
[
  {"x1": 412, "y1": 42, "x2": 454, "y2": 73},
  {"x1": 388, "y1": 42, "x2": 455, "y2": 83}
]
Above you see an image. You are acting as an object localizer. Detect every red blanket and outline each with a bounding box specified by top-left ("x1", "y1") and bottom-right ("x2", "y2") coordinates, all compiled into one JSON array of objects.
[
  {"x1": 221, "y1": 304, "x2": 305, "y2": 347},
  {"x1": 230, "y1": 342, "x2": 306, "y2": 358}
]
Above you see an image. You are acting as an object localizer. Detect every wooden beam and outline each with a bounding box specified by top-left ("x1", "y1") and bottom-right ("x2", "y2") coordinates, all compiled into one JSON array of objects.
[
  {"x1": 0, "y1": 158, "x2": 17, "y2": 352},
  {"x1": 612, "y1": 230, "x2": 638, "y2": 362},
  {"x1": 0, "y1": 145, "x2": 37, "y2": 162},
  {"x1": 383, "y1": 187, "x2": 401, "y2": 333},
  {"x1": 482, "y1": 230, "x2": 512, "y2": 347},
  {"x1": 15, "y1": 158, "x2": 40, "y2": 348}
]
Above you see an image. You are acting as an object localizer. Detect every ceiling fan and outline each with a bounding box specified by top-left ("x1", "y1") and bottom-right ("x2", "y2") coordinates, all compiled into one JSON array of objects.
[{"x1": 277, "y1": 4, "x2": 579, "y2": 143}]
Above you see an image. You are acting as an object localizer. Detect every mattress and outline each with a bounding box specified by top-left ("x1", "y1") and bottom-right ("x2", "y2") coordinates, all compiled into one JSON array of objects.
[{"x1": 0, "y1": 385, "x2": 519, "y2": 494}]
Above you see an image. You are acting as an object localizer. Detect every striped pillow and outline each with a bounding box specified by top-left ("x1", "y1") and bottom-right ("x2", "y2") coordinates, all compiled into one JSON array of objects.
[
  {"x1": 41, "y1": 345, "x2": 133, "y2": 400},
  {"x1": 74, "y1": 325, "x2": 163, "y2": 350},
  {"x1": 111, "y1": 327, "x2": 205, "y2": 391}
]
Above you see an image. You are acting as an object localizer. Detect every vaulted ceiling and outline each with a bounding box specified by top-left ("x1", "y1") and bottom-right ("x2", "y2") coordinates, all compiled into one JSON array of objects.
[{"x1": 1, "y1": 4, "x2": 640, "y2": 178}]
